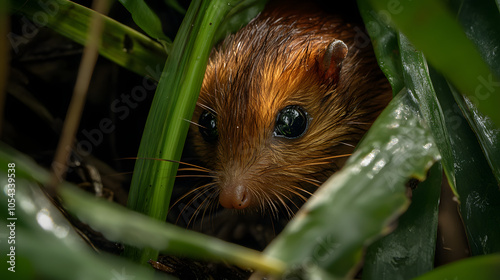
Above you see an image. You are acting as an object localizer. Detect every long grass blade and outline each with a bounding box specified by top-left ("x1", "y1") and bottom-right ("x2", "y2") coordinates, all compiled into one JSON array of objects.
[
  {"x1": 124, "y1": 0, "x2": 266, "y2": 265},
  {"x1": 10, "y1": 0, "x2": 167, "y2": 77}
]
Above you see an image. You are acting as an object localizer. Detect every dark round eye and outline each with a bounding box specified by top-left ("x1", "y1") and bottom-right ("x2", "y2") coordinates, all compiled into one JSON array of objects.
[
  {"x1": 274, "y1": 105, "x2": 309, "y2": 139},
  {"x1": 199, "y1": 110, "x2": 218, "y2": 142}
]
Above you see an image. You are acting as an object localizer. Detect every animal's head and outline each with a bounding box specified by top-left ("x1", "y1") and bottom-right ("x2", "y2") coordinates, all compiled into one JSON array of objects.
[{"x1": 189, "y1": 11, "x2": 391, "y2": 215}]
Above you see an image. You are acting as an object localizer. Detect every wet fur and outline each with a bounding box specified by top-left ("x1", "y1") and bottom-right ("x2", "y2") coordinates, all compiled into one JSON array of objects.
[{"x1": 184, "y1": 2, "x2": 391, "y2": 223}]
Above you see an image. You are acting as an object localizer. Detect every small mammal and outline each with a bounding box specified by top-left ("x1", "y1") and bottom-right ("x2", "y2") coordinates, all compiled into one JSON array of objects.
[{"x1": 179, "y1": 0, "x2": 391, "y2": 238}]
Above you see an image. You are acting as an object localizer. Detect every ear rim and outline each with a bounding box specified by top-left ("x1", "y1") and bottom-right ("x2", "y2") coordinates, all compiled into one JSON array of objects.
[{"x1": 320, "y1": 39, "x2": 349, "y2": 82}]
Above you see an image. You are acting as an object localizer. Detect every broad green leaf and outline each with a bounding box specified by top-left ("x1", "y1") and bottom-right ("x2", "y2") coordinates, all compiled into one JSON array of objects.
[
  {"x1": 9, "y1": 0, "x2": 167, "y2": 77},
  {"x1": 0, "y1": 143, "x2": 285, "y2": 276},
  {"x1": 359, "y1": 1, "x2": 457, "y2": 194},
  {"x1": 397, "y1": 34, "x2": 457, "y2": 195},
  {"x1": 414, "y1": 254, "x2": 500, "y2": 280},
  {"x1": 362, "y1": 0, "x2": 500, "y2": 259},
  {"x1": 357, "y1": 0, "x2": 404, "y2": 95},
  {"x1": 429, "y1": 68, "x2": 500, "y2": 255},
  {"x1": 0, "y1": 174, "x2": 171, "y2": 280},
  {"x1": 450, "y1": 0, "x2": 500, "y2": 78},
  {"x1": 363, "y1": 163, "x2": 441, "y2": 279},
  {"x1": 124, "y1": 0, "x2": 266, "y2": 265},
  {"x1": 447, "y1": 0, "x2": 500, "y2": 184},
  {"x1": 368, "y1": 0, "x2": 500, "y2": 127},
  {"x1": 449, "y1": 87, "x2": 500, "y2": 185},
  {"x1": 61, "y1": 185, "x2": 284, "y2": 275},
  {"x1": 117, "y1": 0, "x2": 170, "y2": 43},
  {"x1": 261, "y1": 89, "x2": 440, "y2": 279}
]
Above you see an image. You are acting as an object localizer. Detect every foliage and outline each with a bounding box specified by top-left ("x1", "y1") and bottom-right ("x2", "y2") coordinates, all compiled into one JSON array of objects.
[{"x1": 2, "y1": 0, "x2": 500, "y2": 279}]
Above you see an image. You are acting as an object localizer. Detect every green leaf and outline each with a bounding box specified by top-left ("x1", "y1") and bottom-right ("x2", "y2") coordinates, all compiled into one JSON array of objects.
[
  {"x1": 363, "y1": 163, "x2": 442, "y2": 279},
  {"x1": 0, "y1": 174, "x2": 171, "y2": 280},
  {"x1": 450, "y1": 0, "x2": 500, "y2": 79},
  {"x1": 164, "y1": 0, "x2": 187, "y2": 15},
  {"x1": 117, "y1": 0, "x2": 170, "y2": 43},
  {"x1": 61, "y1": 185, "x2": 285, "y2": 275},
  {"x1": 123, "y1": 0, "x2": 210, "y2": 264},
  {"x1": 367, "y1": 0, "x2": 500, "y2": 127},
  {"x1": 357, "y1": 0, "x2": 404, "y2": 95},
  {"x1": 414, "y1": 254, "x2": 500, "y2": 280},
  {"x1": 9, "y1": 0, "x2": 167, "y2": 77},
  {"x1": 449, "y1": 86, "x2": 500, "y2": 185},
  {"x1": 361, "y1": 0, "x2": 500, "y2": 259},
  {"x1": 429, "y1": 67, "x2": 500, "y2": 256},
  {"x1": 0, "y1": 143, "x2": 285, "y2": 277},
  {"x1": 358, "y1": 3, "x2": 457, "y2": 197},
  {"x1": 262, "y1": 89, "x2": 440, "y2": 279},
  {"x1": 124, "y1": 0, "x2": 266, "y2": 265},
  {"x1": 214, "y1": 0, "x2": 268, "y2": 44},
  {"x1": 447, "y1": 0, "x2": 500, "y2": 185},
  {"x1": 397, "y1": 33, "x2": 457, "y2": 195}
]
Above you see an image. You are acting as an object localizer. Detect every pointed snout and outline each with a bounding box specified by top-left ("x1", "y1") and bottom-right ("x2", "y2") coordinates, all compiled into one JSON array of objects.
[{"x1": 219, "y1": 184, "x2": 252, "y2": 209}]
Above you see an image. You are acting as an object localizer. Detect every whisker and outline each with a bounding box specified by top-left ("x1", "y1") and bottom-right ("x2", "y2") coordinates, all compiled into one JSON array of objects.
[
  {"x1": 206, "y1": 190, "x2": 221, "y2": 232},
  {"x1": 276, "y1": 184, "x2": 311, "y2": 202},
  {"x1": 175, "y1": 175, "x2": 216, "y2": 179},
  {"x1": 254, "y1": 189, "x2": 266, "y2": 214},
  {"x1": 175, "y1": 195, "x2": 201, "y2": 226},
  {"x1": 347, "y1": 121, "x2": 372, "y2": 125},
  {"x1": 261, "y1": 153, "x2": 351, "y2": 174},
  {"x1": 170, "y1": 182, "x2": 216, "y2": 211},
  {"x1": 184, "y1": 119, "x2": 204, "y2": 128},
  {"x1": 302, "y1": 153, "x2": 352, "y2": 162},
  {"x1": 277, "y1": 183, "x2": 312, "y2": 202},
  {"x1": 267, "y1": 213, "x2": 277, "y2": 238},
  {"x1": 177, "y1": 167, "x2": 211, "y2": 173},
  {"x1": 270, "y1": 190, "x2": 290, "y2": 218},
  {"x1": 297, "y1": 177, "x2": 322, "y2": 188},
  {"x1": 197, "y1": 102, "x2": 217, "y2": 115},
  {"x1": 270, "y1": 189, "x2": 295, "y2": 219},
  {"x1": 119, "y1": 157, "x2": 211, "y2": 172},
  {"x1": 188, "y1": 190, "x2": 215, "y2": 228},
  {"x1": 199, "y1": 190, "x2": 220, "y2": 229},
  {"x1": 176, "y1": 184, "x2": 216, "y2": 226},
  {"x1": 262, "y1": 191, "x2": 279, "y2": 220},
  {"x1": 338, "y1": 141, "x2": 355, "y2": 148},
  {"x1": 102, "y1": 171, "x2": 134, "y2": 177},
  {"x1": 103, "y1": 166, "x2": 211, "y2": 181}
]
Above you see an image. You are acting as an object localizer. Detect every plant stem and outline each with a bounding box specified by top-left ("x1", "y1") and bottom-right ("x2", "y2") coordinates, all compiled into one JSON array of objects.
[{"x1": 123, "y1": 0, "x2": 250, "y2": 265}]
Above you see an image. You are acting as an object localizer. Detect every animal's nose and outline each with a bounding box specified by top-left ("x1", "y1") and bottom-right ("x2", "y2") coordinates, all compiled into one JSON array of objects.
[{"x1": 219, "y1": 184, "x2": 251, "y2": 209}]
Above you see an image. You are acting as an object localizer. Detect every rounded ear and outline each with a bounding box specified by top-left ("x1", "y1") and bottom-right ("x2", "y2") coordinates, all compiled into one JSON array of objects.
[{"x1": 320, "y1": 39, "x2": 348, "y2": 83}]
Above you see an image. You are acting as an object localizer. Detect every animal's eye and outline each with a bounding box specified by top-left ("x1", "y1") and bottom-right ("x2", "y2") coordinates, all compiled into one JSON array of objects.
[
  {"x1": 199, "y1": 110, "x2": 218, "y2": 142},
  {"x1": 274, "y1": 105, "x2": 309, "y2": 139}
]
